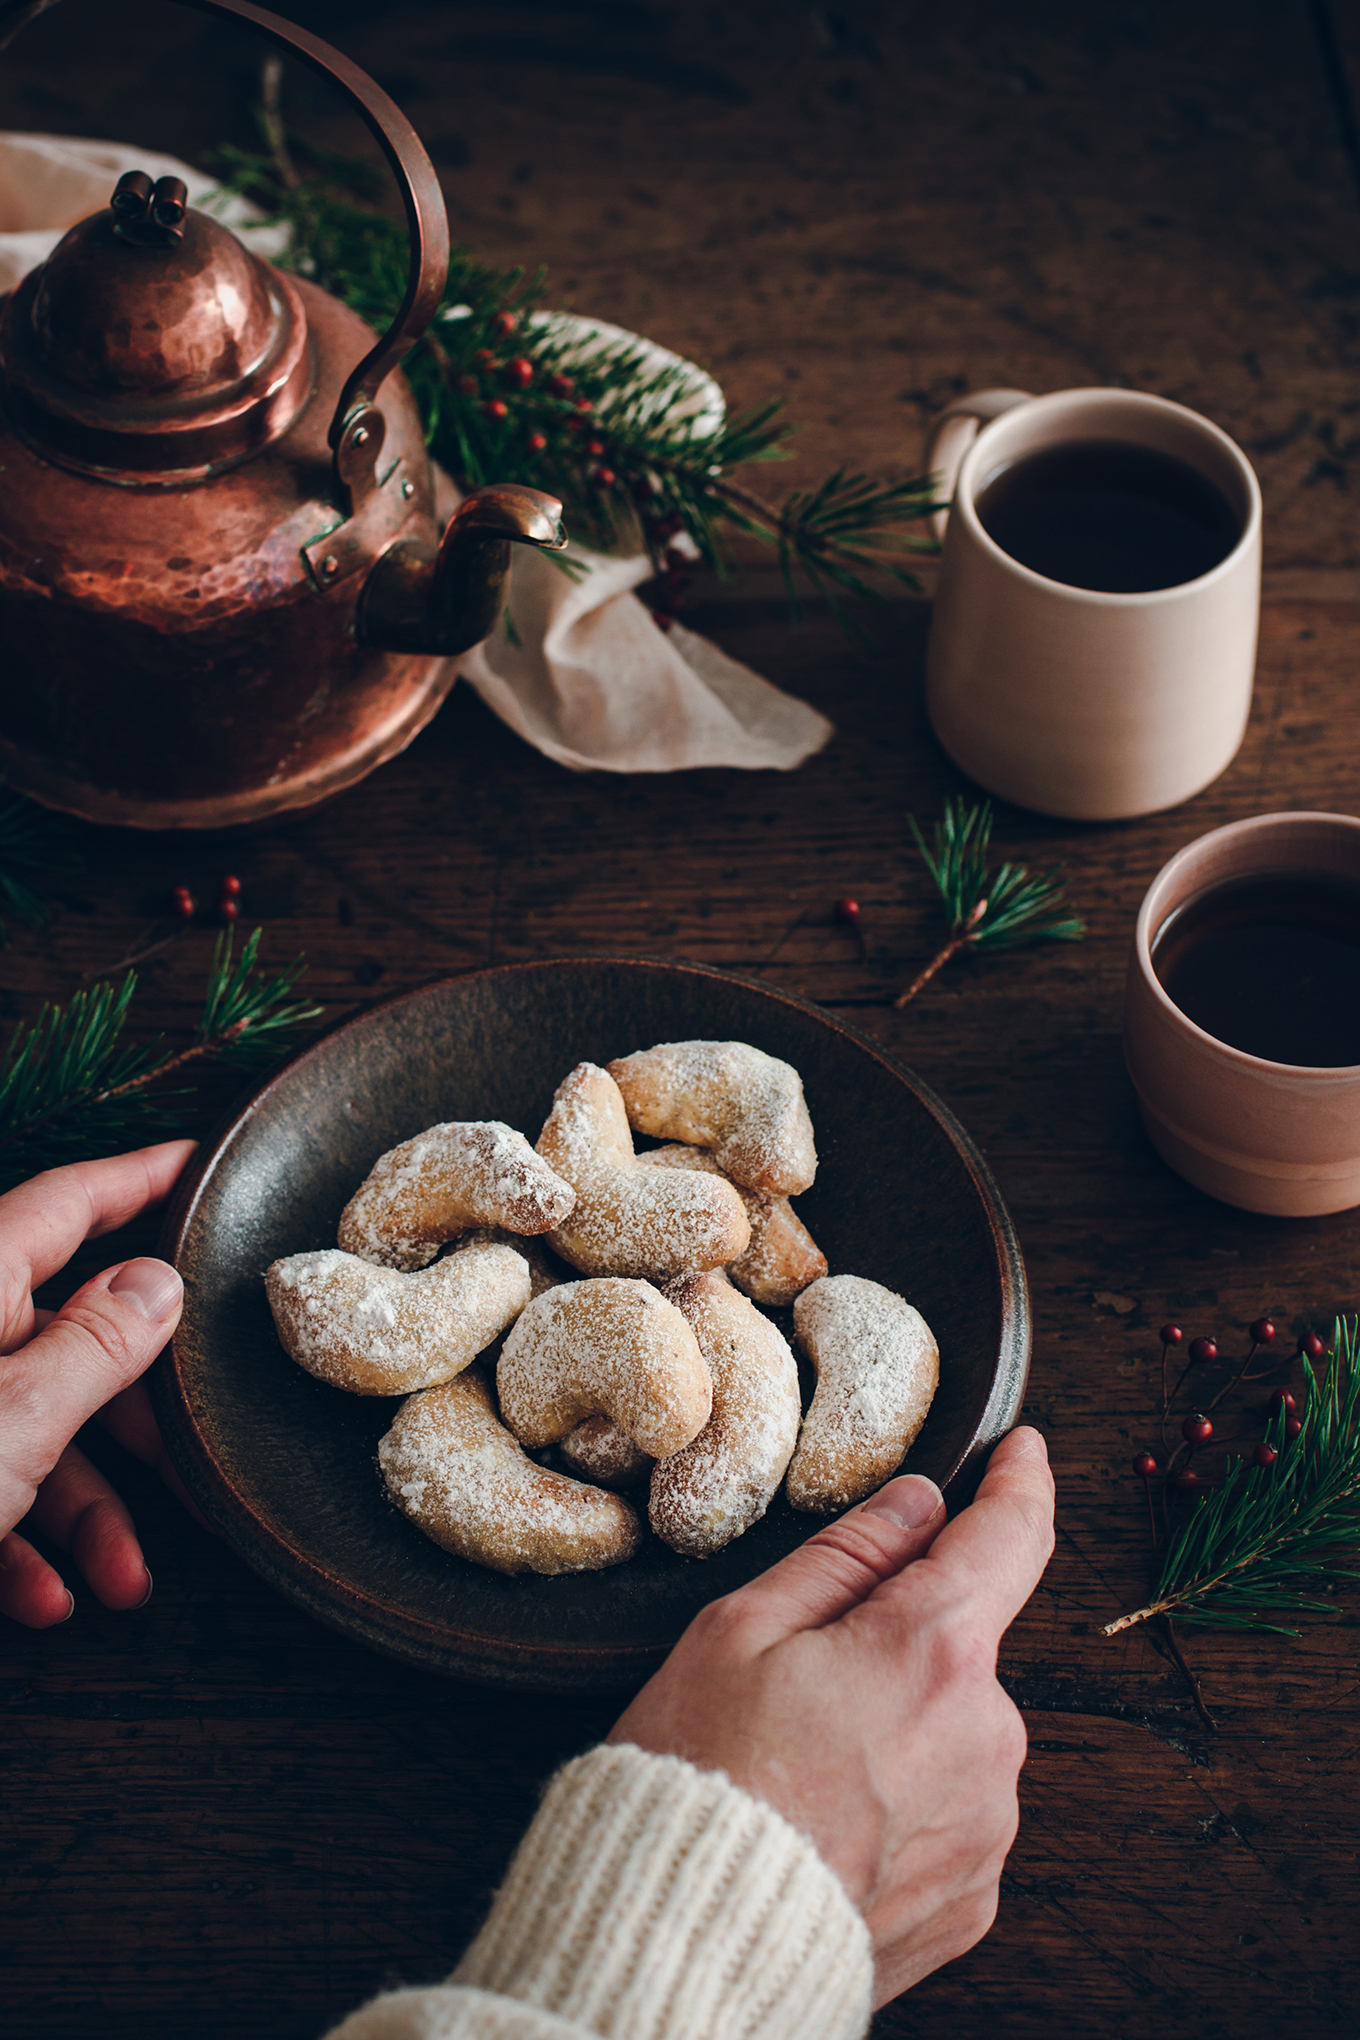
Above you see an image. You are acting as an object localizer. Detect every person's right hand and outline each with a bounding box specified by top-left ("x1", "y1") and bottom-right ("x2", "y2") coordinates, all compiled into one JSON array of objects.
[{"x1": 608, "y1": 1425, "x2": 1054, "y2": 2006}]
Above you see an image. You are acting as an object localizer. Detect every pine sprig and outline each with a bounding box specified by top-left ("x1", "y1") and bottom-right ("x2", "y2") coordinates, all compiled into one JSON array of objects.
[
  {"x1": 0, "y1": 928, "x2": 321, "y2": 1191},
  {"x1": 206, "y1": 142, "x2": 941, "y2": 620},
  {"x1": 1104, "y1": 1317, "x2": 1360, "y2": 1637},
  {"x1": 893, "y1": 799, "x2": 1085, "y2": 1008}
]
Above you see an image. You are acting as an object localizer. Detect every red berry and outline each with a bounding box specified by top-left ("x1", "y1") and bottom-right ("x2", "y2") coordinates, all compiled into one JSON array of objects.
[
  {"x1": 594, "y1": 467, "x2": 616, "y2": 488},
  {"x1": 1173, "y1": 1467, "x2": 1201, "y2": 1494},
  {"x1": 546, "y1": 372, "x2": 573, "y2": 397},
  {"x1": 473, "y1": 348, "x2": 494, "y2": 367},
  {"x1": 1300, "y1": 1331, "x2": 1325, "y2": 1360},
  {"x1": 1181, "y1": 1413, "x2": 1213, "y2": 1445},
  {"x1": 172, "y1": 885, "x2": 194, "y2": 919},
  {"x1": 1271, "y1": 1388, "x2": 1298, "y2": 1415},
  {"x1": 1254, "y1": 1442, "x2": 1278, "y2": 1468},
  {"x1": 586, "y1": 439, "x2": 605, "y2": 457},
  {"x1": 505, "y1": 356, "x2": 534, "y2": 388},
  {"x1": 1188, "y1": 1337, "x2": 1217, "y2": 1365},
  {"x1": 483, "y1": 399, "x2": 509, "y2": 421},
  {"x1": 492, "y1": 310, "x2": 517, "y2": 337},
  {"x1": 575, "y1": 395, "x2": 593, "y2": 412},
  {"x1": 1286, "y1": 1415, "x2": 1303, "y2": 1440},
  {"x1": 834, "y1": 897, "x2": 861, "y2": 923},
  {"x1": 219, "y1": 898, "x2": 239, "y2": 922},
  {"x1": 221, "y1": 873, "x2": 241, "y2": 897},
  {"x1": 526, "y1": 430, "x2": 547, "y2": 453},
  {"x1": 1133, "y1": 1452, "x2": 1158, "y2": 1477},
  {"x1": 1249, "y1": 1317, "x2": 1276, "y2": 1345},
  {"x1": 1159, "y1": 1322, "x2": 1183, "y2": 1346}
]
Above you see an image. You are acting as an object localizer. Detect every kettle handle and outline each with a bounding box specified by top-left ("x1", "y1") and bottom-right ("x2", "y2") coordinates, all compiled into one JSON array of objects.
[{"x1": 0, "y1": 0, "x2": 450, "y2": 452}]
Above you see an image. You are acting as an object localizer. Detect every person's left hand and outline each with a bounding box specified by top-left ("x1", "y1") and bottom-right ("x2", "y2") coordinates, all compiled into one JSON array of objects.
[{"x1": 0, "y1": 1140, "x2": 197, "y2": 1628}]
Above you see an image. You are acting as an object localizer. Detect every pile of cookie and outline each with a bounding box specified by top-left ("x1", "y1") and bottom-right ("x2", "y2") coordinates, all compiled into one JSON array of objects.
[{"x1": 265, "y1": 1040, "x2": 938, "y2": 1577}]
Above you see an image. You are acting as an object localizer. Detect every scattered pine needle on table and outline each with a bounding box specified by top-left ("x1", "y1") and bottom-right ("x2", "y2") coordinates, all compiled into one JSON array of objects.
[
  {"x1": 894, "y1": 799, "x2": 1085, "y2": 1009},
  {"x1": 0, "y1": 928, "x2": 322, "y2": 1192}
]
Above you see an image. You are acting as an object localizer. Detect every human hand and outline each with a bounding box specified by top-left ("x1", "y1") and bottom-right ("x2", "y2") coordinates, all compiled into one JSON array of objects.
[
  {"x1": 0, "y1": 1140, "x2": 197, "y2": 1628},
  {"x1": 608, "y1": 1425, "x2": 1054, "y2": 2006}
]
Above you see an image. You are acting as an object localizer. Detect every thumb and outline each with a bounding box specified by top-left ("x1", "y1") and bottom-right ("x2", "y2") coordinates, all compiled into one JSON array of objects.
[
  {"x1": 0, "y1": 1258, "x2": 183, "y2": 1535},
  {"x1": 728, "y1": 1472, "x2": 949, "y2": 1647}
]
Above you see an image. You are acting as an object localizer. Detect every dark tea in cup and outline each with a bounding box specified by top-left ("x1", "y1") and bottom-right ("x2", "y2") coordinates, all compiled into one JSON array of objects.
[
  {"x1": 1151, "y1": 870, "x2": 1360, "y2": 1067},
  {"x1": 974, "y1": 438, "x2": 1240, "y2": 594}
]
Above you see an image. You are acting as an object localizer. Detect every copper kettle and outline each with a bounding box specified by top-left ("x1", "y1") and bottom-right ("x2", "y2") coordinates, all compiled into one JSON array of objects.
[{"x1": 0, "y1": 0, "x2": 566, "y2": 829}]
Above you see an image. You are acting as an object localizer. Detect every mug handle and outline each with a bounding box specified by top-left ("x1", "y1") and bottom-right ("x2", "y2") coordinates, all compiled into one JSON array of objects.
[{"x1": 925, "y1": 389, "x2": 1033, "y2": 541}]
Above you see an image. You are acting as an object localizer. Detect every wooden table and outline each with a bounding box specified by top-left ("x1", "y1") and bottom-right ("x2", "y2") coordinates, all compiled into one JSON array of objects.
[{"x1": 3, "y1": 3, "x2": 1359, "y2": 2033}]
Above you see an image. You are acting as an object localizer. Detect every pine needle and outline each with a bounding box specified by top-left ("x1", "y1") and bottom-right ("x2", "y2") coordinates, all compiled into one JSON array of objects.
[
  {"x1": 894, "y1": 799, "x2": 1085, "y2": 1008},
  {"x1": 1104, "y1": 1316, "x2": 1360, "y2": 1636},
  {"x1": 204, "y1": 143, "x2": 942, "y2": 626},
  {"x1": 0, "y1": 928, "x2": 321, "y2": 1191}
]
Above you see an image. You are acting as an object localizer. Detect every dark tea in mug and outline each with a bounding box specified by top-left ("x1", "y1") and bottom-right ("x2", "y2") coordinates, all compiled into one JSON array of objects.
[
  {"x1": 1152, "y1": 869, "x2": 1360, "y2": 1067},
  {"x1": 974, "y1": 438, "x2": 1240, "y2": 594}
]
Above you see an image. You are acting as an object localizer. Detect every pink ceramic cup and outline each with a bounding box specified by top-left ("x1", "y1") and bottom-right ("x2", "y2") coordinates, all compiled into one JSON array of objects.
[
  {"x1": 924, "y1": 387, "x2": 1262, "y2": 821},
  {"x1": 1124, "y1": 812, "x2": 1360, "y2": 1216}
]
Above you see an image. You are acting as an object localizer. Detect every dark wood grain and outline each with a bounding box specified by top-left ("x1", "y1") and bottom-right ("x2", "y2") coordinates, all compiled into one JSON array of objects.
[{"x1": 2, "y1": 2, "x2": 1359, "y2": 2035}]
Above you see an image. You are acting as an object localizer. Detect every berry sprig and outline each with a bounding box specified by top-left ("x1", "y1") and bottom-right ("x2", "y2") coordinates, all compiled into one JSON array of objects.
[
  {"x1": 171, "y1": 873, "x2": 243, "y2": 926},
  {"x1": 1108, "y1": 1313, "x2": 1360, "y2": 1642},
  {"x1": 206, "y1": 135, "x2": 943, "y2": 633}
]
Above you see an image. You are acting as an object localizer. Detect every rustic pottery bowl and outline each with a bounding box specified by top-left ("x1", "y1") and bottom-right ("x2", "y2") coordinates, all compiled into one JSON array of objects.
[{"x1": 154, "y1": 957, "x2": 1029, "y2": 1692}]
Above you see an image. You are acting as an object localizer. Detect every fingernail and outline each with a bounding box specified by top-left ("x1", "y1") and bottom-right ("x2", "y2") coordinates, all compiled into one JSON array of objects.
[
  {"x1": 861, "y1": 1474, "x2": 945, "y2": 1530},
  {"x1": 134, "y1": 1569, "x2": 153, "y2": 1610},
  {"x1": 1005, "y1": 1426, "x2": 1049, "y2": 1462},
  {"x1": 109, "y1": 1258, "x2": 183, "y2": 1322},
  {"x1": 58, "y1": 1590, "x2": 75, "y2": 1624}
]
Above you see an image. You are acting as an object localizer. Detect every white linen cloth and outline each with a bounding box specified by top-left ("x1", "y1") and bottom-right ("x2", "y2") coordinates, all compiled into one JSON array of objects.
[{"x1": 0, "y1": 133, "x2": 832, "y2": 774}]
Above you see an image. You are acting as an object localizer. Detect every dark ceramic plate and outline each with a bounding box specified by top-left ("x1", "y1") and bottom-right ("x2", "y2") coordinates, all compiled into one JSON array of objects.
[{"x1": 154, "y1": 957, "x2": 1029, "y2": 1692}]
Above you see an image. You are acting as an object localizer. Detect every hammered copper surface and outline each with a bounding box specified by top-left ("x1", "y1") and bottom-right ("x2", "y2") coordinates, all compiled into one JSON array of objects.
[
  {"x1": 154, "y1": 957, "x2": 1030, "y2": 1692},
  {"x1": 0, "y1": 0, "x2": 556, "y2": 829}
]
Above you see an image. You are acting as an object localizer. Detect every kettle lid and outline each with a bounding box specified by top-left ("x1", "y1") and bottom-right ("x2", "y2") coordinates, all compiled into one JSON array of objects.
[{"x1": 0, "y1": 171, "x2": 312, "y2": 484}]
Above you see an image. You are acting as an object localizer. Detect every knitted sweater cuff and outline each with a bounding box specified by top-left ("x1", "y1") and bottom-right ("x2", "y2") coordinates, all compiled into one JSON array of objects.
[{"x1": 450, "y1": 1742, "x2": 873, "y2": 2040}]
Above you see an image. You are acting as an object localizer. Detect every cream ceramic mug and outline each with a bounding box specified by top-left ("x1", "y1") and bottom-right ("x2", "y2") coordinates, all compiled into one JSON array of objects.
[
  {"x1": 924, "y1": 388, "x2": 1262, "y2": 821},
  {"x1": 1125, "y1": 812, "x2": 1360, "y2": 1216}
]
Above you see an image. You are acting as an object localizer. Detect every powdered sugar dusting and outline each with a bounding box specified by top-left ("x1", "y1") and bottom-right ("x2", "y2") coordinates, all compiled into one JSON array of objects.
[
  {"x1": 787, "y1": 1274, "x2": 939, "y2": 1511},
  {"x1": 649, "y1": 1269, "x2": 801, "y2": 1557},
  {"x1": 608, "y1": 1040, "x2": 817, "y2": 1195},
  {"x1": 561, "y1": 1415, "x2": 653, "y2": 1490},
  {"x1": 338, "y1": 1121, "x2": 576, "y2": 1270},
  {"x1": 498, "y1": 1276, "x2": 711, "y2": 1459},
  {"x1": 537, "y1": 1063, "x2": 750, "y2": 1278},
  {"x1": 265, "y1": 1241, "x2": 530, "y2": 1396},
  {"x1": 638, "y1": 1144, "x2": 825, "y2": 1306},
  {"x1": 379, "y1": 1370, "x2": 641, "y2": 1575}
]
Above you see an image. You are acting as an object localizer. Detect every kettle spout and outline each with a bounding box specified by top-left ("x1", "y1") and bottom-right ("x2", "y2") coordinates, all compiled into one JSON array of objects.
[{"x1": 358, "y1": 484, "x2": 567, "y2": 656}]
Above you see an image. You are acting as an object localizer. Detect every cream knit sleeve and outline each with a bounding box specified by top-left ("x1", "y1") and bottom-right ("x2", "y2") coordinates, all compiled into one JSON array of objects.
[{"x1": 324, "y1": 1742, "x2": 873, "y2": 2040}]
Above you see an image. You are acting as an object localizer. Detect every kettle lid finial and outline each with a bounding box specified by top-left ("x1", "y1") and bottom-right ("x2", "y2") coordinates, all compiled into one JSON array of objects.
[{"x1": 0, "y1": 191, "x2": 312, "y2": 484}]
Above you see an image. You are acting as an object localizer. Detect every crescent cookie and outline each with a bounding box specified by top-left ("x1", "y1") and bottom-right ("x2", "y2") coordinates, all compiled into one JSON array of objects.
[
  {"x1": 786, "y1": 1274, "x2": 939, "y2": 1512},
  {"x1": 338, "y1": 1120, "x2": 576, "y2": 1271},
  {"x1": 638, "y1": 1144, "x2": 827, "y2": 1307},
  {"x1": 536, "y1": 1062, "x2": 750, "y2": 1279},
  {"x1": 265, "y1": 1236, "x2": 530, "y2": 1396},
  {"x1": 560, "y1": 1415, "x2": 653, "y2": 1491},
  {"x1": 379, "y1": 1370, "x2": 642, "y2": 1576},
  {"x1": 650, "y1": 1269, "x2": 802, "y2": 1557},
  {"x1": 607, "y1": 1039, "x2": 817, "y2": 1196},
  {"x1": 498, "y1": 1277, "x2": 712, "y2": 1460}
]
